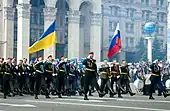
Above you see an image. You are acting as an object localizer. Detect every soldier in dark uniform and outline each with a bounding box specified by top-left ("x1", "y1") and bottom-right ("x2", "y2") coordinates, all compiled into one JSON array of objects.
[
  {"x1": 110, "y1": 60, "x2": 120, "y2": 97},
  {"x1": 17, "y1": 59, "x2": 25, "y2": 96},
  {"x1": 34, "y1": 56, "x2": 46, "y2": 99},
  {"x1": 23, "y1": 58, "x2": 31, "y2": 94},
  {"x1": 149, "y1": 60, "x2": 170, "y2": 100},
  {"x1": 68, "y1": 61, "x2": 76, "y2": 95},
  {"x1": 3, "y1": 58, "x2": 15, "y2": 99},
  {"x1": 57, "y1": 56, "x2": 67, "y2": 98},
  {"x1": 119, "y1": 60, "x2": 135, "y2": 97},
  {"x1": 28, "y1": 61, "x2": 35, "y2": 95},
  {"x1": 0, "y1": 58, "x2": 4, "y2": 91},
  {"x1": 83, "y1": 52, "x2": 105, "y2": 100},
  {"x1": 11, "y1": 58, "x2": 18, "y2": 93},
  {"x1": 99, "y1": 59, "x2": 115, "y2": 97},
  {"x1": 44, "y1": 55, "x2": 53, "y2": 98}
]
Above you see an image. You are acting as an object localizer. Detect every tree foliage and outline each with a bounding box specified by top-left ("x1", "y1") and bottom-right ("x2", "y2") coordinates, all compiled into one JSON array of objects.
[
  {"x1": 135, "y1": 38, "x2": 147, "y2": 61},
  {"x1": 152, "y1": 38, "x2": 167, "y2": 60}
]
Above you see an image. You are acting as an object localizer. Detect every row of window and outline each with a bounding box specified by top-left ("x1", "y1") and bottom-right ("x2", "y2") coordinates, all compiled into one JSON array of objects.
[
  {"x1": 30, "y1": 12, "x2": 44, "y2": 25},
  {"x1": 109, "y1": 21, "x2": 165, "y2": 35},
  {"x1": 115, "y1": 0, "x2": 164, "y2": 6},
  {"x1": 110, "y1": 7, "x2": 166, "y2": 22}
]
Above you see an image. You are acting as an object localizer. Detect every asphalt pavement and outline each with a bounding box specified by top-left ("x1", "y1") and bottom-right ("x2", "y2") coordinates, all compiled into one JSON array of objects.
[{"x1": 0, "y1": 93, "x2": 169, "y2": 111}]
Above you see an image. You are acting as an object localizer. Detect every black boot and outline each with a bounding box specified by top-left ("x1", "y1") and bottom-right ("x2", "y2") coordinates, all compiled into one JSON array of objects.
[
  {"x1": 58, "y1": 94, "x2": 62, "y2": 98},
  {"x1": 98, "y1": 91, "x2": 105, "y2": 97},
  {"x1": 3, "y1": 95, "x2": 7, "y2": 99},
  {"x1": 84, "y1": 95, "x2": 89, "y2": 100},
  {"x1": 46, "y1": 95, "x2": 51, "y2": 99},
  {"x1": 35, "y1": 95, "x2": 38, "y2": 99},
  {"x1": 163, "y1": 92, "x2": 170, "y2": 98},
  {"x1": 118, "y1": 95, "x2": 123, "y2": 98},
  {"x1": 149, "y1": 96, "x2": 155, "y2": 100},
  {"x1": 130, "y1": 92, "x2": 135, "y2": 96}
]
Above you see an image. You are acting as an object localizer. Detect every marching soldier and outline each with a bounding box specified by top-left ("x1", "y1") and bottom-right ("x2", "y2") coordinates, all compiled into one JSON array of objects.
[
  {"x1": 23, "y1": 58, "x2": 31, "y2": 94},
  {"x1": 110, "y1": 60, "x2": 120, "y2": 97},
  {"x1": 0, "y1": 58, "x2": 4, "y2": 91},
  {"x1": 119, "y1": 60, "x2": 135, "y2": 97},
  {"x1": 149, "y1": 60, "x2": 170, "y2": 99},
  {"x1": 99, "y1": 59, "x2": 115, "y2": 97},
  {"x1": 34, "y1": 56, "x2": 47, "y2": 99},
  {"x1": 44, "y1": 55, "x2": 54, "y2": 98},
  {"x1": 83, "y1": 52, "x2": 105, "y2": 100},
  {"x1": 11, "y1": 58, "x2": 18, "y2": 93},
  {"x1": 57, "y1": 56, "x2": 67, "y2": 98},
  {"x1": 17, "y1": 59, "x2": 25, "y2": 96},
  {"x1": 3, "y1": 58, "x2": 15, "y2": 99},
  {"x1": 28, "y1": 61, "x2": 35, "y2": 95}
]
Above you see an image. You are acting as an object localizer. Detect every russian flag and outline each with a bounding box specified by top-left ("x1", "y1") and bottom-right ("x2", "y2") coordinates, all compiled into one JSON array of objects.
[{"x1": 107, "y1": 23, "x2": 121, "y2": 58}]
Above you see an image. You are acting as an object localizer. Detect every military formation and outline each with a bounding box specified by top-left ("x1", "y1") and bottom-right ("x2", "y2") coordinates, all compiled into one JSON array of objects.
[{"x1": 0, "y1": 52, "x2": 170, "y2": 100}]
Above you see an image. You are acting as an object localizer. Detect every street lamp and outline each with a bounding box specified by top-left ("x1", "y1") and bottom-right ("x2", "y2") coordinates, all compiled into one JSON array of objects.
[{"x1": 143, "y1": 22, "x2": 157, "y2": 62}]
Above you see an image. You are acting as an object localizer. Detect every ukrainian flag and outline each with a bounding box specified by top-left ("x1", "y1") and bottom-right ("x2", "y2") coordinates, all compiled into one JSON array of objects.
[{"x1": 28, "y1": 20, "x2": 57, "y2": 54}]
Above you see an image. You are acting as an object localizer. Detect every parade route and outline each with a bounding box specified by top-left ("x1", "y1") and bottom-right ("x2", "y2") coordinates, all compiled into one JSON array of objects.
[{"x1": 0, "y1": 94, "x2": 169, "y2": 111}]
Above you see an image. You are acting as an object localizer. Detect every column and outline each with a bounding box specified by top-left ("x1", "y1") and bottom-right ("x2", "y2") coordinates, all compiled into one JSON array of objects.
[
  {"x1": 17, "y1": 4, "x2": 31, "y2": 61},
  {"x1": 2, "y1": 7, "x2": 15, "y2": 60},
  {"x1": 90, "y1": 13, "x2": 102, "y2": 62},
  {"x1": 147, "y1": 38, "x2": 152, "y2": 62},
  {"x1": 68, "y1": 9, "x2": 81, "y2": 58},
  {"x1": 43, "y1": 7, "x2": 57, "y2": 59}
]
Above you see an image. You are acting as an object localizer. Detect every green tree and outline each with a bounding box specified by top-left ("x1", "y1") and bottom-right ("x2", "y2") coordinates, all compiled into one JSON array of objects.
[
  {"x1": 135, "y1": 38, "x2": 147, "y2": 61},
  {"x1": 152, "y1": 38, "x2": 165, "y2": 60}
]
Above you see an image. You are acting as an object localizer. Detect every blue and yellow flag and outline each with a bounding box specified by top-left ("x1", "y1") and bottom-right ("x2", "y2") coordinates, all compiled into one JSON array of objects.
[{"x1": 28, "y1": 20, "x2": 57, "y2": 54}]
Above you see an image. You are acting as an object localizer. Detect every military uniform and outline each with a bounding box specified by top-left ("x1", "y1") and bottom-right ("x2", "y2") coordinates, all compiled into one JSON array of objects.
[
  {"x1": 99, "y1": 63, "x2": 115, "y2": 97},
  {"x1": 149, "y1": 62, "x2": 170, "y2": 99},
  {"x1": 110, "y1": 63, "x2": 120, "y2": 97},
  {"x1": 83, "y1": 57, "x2": 105, "y2": 100},
  {"x1": 0, "y1": 61, "x2": 4, "y2": 91},
  {"x1": 34, "y1": 60, "x2": 45, "y2": 99},
  {"x1": 57, "y1": 60, "x2": 67, "y2": 98},
  {"x1": 44, "y1": 60, "x2": 53, "y2": 98},
  {"x1": 119, "y1": 64, "x2": 135, "y2": 96},
  {"x1": 3, "y1": 61, "x2": 15, "y2": 99}
]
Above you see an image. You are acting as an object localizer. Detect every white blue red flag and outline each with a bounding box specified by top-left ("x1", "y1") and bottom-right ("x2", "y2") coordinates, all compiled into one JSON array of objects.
[{"x1": 107, "y1": 23, "x2": 121, "y2": 58}]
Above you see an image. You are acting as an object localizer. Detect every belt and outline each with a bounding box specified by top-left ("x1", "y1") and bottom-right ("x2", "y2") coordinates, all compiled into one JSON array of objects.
[
  {"x1": 121, "y1": 72, "x2": 128, "y2": 75},
  {"x1": 59, "y1": 70, "x2": 65, "y2": 72},
  {"x1": 69, "y1": 74, "x2": 75, "y2": 76},
  {"x1": 36, "y1": 70, "x2": 43, "y2": 73},
  {"x1": 151, "y1": 73, "x2": 160, "y2": 76},
  {"x1": 85, "y1": 68, "x2": 95, "y2": 72},
  {"x1": 5, "y1": 72, "x2": 11, "y2": 75},
  {"x1": 101, "y1": 72, "x2": 109, "y2": 75},
  {"x1": 46, "y1": 70, "x2": 53, "y2": 73}
]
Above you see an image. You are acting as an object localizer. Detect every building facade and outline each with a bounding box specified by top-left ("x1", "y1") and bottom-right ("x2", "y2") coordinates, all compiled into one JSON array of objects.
[
  {"x1": 0, "y1": 0, "x2": 168, "y2": 62},
  {"x1": 102, "y1": 0, "x2": 168, "y2": 61}
]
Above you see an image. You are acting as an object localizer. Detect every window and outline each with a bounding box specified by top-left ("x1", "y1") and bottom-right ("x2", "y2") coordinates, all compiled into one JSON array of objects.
[
  {"x1": 142, "y1": 24, "x2": 145, "y2": 34},
  {"x1": 141, "y1": 0, "x2": 149, "y2": 5},
  {"x1": 126, "y1": 23, "x2": 134, "y2": 33},
  {"x1": 30, "y1": 12, "x2": 38, "y2": 24},
  {"x1": 157, "y1": 0, "x2": 164, "y2": 7},
  {"x1": 130, "y1": 38, "x2": 134, "y2": 47},
  {"x1": 126, "y1": 8, "x2": 135, "y2": 18},
  {"x1": 40, "y1": 12, "x2": 44, "y2": 25},
  {"x1": 142, "y1": 10, "x2": 151, "y2": 20},
  {"x1": 110, "y1": 6, "x2": 120, "y2": 16},
  {"x1": 109, "y1": 21, "x2": 117, "y2": 31},
  {"x1": 157, "y1": 12, "x2": 166, "y2": 22},
  {"x1": 126, "y1": 37, "x2": 129, "y2": 47},
  {"x1": 30, "y1": 29, "x2": 39, "y2": 44},
  {"x1": 156, "y1": 26, "x2": 164, "y2": 35}
]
